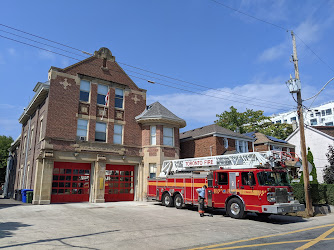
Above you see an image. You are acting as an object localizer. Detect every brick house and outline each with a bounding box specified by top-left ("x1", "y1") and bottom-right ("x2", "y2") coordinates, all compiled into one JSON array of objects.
[
  {"x1": 180, "y1": 124, "x2": 255, "y2": 158},
  {"x1": 244, "y1": 132, "x2": 295, "y2": 153},
  {"x1": 14, "y1": 47, "x2": 185, "y2": 204}
]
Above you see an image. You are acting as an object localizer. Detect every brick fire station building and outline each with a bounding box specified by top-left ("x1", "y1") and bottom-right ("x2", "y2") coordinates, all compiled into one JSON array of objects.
[{"x1": 14, "y1": 47, "x2": 186, "y2": 204}]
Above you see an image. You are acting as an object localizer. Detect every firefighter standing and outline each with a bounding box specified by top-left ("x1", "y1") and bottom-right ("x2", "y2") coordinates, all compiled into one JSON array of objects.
[{"x1": 197, "y1": 185, "x2": 207, "y2": 217}]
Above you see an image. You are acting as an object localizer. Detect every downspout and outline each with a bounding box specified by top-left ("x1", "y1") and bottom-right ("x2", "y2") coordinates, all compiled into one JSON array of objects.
[
  {"x1": 22, "y1": 116, "x2": 31, "y2": 189},
  {"x1": 3, "y1": 153, "x2": 13, "y2": 198},
  {"x1": 252, "y1": 141, "x2": 254, "y2": 152}
]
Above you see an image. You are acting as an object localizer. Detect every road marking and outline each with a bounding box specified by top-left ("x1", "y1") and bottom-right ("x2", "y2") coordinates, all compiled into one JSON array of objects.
[
  {"x1": 188, "y1": 223, "x2": 334, "y2": 250},
  {"x1": 214, "y1": 238, "x2": 334, "y2": 250},
  {"x1": 295, "y1": 226, "x2": 334, "y2": 250}
]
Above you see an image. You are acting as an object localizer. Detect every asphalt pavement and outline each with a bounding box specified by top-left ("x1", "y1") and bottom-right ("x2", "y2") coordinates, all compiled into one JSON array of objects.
[{"x1": 0, "y1": 198, "x2": 333, "y2": 249}]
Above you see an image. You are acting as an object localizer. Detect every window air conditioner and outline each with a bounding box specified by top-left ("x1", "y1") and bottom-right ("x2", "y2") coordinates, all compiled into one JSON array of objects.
[{"x1": 77, "y1": 136, "x2": 87, "y2": 141}]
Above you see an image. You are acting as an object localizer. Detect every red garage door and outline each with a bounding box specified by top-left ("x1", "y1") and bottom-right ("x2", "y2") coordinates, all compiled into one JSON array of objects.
[
  {"x1": 51, "y1": 162, "x2": 91, "y2": 203},
  {"x1": 105, "y1": 165, "x2": 134, "y2": 202}
]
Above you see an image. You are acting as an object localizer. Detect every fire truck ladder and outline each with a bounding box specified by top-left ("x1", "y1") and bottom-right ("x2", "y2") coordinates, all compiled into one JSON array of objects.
[{"x1": 159, "y1": 151, "x2": 282, "y2": 177}]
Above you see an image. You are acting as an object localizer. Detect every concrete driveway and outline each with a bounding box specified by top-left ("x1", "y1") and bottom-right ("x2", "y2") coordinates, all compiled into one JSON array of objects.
[{"x1": 0, "y1": 199, "x2": 333, "y2": 249}]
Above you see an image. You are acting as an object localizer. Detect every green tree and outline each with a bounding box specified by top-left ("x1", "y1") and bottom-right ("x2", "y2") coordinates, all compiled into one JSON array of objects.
[
  {"x1": 215, "y1": 106, "x2": 293, "y2": 139},
  {"x1": 0, "y1": 135, "x2": 14, "y2": 183},
  {"x1": 299, "y1": 147, "x2": 318, "y2": 184},
  {"x1": 324, "y1": 145, "x2": 334, "y2": 184}
]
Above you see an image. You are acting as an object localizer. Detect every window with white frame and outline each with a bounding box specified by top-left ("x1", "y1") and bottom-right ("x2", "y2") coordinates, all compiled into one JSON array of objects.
[
  {"x1": 272, "y1": 145, "x2": 283, "y2": 151},
  {"x1": 30, "y1": 128, "x2": 34, "y2": 150},
  {"x1": 77, "y1": 119, "x2": 88, "y2": 140},
  {"x1": 310, "y1": 119, "x2": 317, "y2": 125},
  {"x1": 150, "y1": 126, "x2": 156, "y2": 145},
  {"x1": 236, "y1": 140, "x2": 248, "y2": 153},
  {"x1": 114, "y1": 124, "x2": 123, "y2": 144},
  {"x1": 23, "y1": 135, "x2": 27, "y2": 154},
  {"x1": 149, "y1": 163, "x2": 157, "y2": 178},
  {"x1": 163, "y1": 127, "x2": 174, "y2": 146},
  {"x1": 115, "y1": 88, "x2": 124, "y2": 108},
  {"x1": 80, "y1": 80, "x2": 90, "y2": 102},
  {"x1": 97, "y1": 84, "x2": 108, "y2": 105},
  {"x1": 326, "y1": 109, "x2": 332, "y2": 115},
  {"x1": 224, "y1": 138, "x2": 228, "y2": 149},
  {"x1": 95, "y1": 122, "x2": 107, "y2": 142},
  {"x1": 39, "y1": 119, "x2": 43, "y2": 141}
]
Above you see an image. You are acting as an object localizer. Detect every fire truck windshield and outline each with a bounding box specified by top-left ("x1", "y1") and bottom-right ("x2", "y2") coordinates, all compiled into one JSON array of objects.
[{"x1": 257, "y1": 171, "x2": 290, "y2": 186}]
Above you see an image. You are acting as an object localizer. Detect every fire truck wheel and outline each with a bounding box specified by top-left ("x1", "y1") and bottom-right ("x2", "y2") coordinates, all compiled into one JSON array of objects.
[
  {"x1": 174, "y1": 194, "x2": 184, "y2": 209},
  {"x1": 227, "y1": 198, "x2": 246, "y2": 219},
  {"x1": 163, "y1": 193, "x2": 174, "y2": 207}
]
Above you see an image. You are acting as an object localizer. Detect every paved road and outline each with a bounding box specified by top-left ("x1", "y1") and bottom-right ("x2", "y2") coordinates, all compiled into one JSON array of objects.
[{"x1": 0, "y1": 198, "x2": 333, "y2": 249}]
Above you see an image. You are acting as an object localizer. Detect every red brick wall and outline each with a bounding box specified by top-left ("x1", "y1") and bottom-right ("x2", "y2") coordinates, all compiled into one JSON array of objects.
[
  {"x1": 46, "y1": 76, "x2": 79, "y2": 140},
  {"x1": 180, "y1": 136, "x2": 253, "y2": 158},
  {"x1": 254, "y1": 144, "x2": 268, "y2": 152}
]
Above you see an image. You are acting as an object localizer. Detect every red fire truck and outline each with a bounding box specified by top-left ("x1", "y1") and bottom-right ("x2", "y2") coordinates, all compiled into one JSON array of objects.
[{"x1": 147, "y1": 151, "x2": 305, "y2": 219}]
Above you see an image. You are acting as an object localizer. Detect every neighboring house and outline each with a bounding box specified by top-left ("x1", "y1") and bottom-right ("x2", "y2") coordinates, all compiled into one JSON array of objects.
[
  {"x1": 13, "y1": 47, "x2": 185, "y2": 204},
  {"x1": 3, "y1": 136, "x2": 20, "y2": 199},
  {"x1": 286, "y1": 125, "x2": 334, "y2": 183},
  {"x1": 271, "y1": 101, "x2": 334, "y2": 127},
  {"x1": 180, "y1": 124, "x2": 255, "y2": 159},
  {"x1": 244, "y1": 132, "x2": 298, "y2": 180},
  {"x1": 244, "y1": 132, "x2": 295, "y2": 153}
]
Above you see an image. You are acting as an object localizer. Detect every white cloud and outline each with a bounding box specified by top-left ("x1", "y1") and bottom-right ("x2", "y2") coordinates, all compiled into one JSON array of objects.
[
  {"x1": 147, "y1": 77, "x2": 325, "y2": 131},
  {"x1": 147, "y1": 77, "x2": 309, "y2": 126},
  {"x1": 7, "y1": 48, "x2": 16, "y2": 56},
  {"x1": 258, "y1": 43, "x2": 287, "y2": 62},
  {"x1": 38, "y1": 50, "x2": 56, "y2": 60}
]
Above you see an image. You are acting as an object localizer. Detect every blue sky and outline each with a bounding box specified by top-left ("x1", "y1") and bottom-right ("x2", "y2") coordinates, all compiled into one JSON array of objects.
[{"x1": 1, "y1": 0, "x2": 334, "y2": 139}]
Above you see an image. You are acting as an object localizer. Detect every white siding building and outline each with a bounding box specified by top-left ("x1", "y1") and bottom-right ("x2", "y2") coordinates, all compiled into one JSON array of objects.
[
  {"x1": 271, "y1": 101, "x2": 334, "y2": 127},
  {"x1": 286, "y1": 126, "x2": 334, "y2": 183}
]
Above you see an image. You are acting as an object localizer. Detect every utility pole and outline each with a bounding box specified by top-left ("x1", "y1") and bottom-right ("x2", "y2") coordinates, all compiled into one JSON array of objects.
[{"x1": 291, "y1": 31, "x2": 313, "y2": 217}]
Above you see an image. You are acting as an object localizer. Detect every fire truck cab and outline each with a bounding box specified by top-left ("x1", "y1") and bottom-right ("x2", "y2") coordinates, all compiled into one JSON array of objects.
[{"x1": 147, "y1": 151, "x2": 305, "y2": 219}]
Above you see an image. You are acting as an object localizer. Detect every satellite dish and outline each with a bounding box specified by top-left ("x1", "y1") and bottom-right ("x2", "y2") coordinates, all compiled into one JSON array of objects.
[{"x1": 298, "y1": 161, "x2": 313, "y2": 172}]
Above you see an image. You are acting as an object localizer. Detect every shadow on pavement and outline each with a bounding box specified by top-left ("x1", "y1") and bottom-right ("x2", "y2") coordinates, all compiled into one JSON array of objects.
[
  {"x1": 245, "y1": 212, "x2": 306, "y2": 224},
  {"x1": 154, "y1": 202, "x2": 306, "y2": 224},
  {"x1": 0, "y1": 222, "x2": 31, "y2": 238},
  {"x1": 0, "y1": 229, "x2": 120, "y2": 249}
]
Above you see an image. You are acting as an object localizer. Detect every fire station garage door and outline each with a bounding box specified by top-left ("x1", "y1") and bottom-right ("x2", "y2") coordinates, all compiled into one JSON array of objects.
[
  {"x1": 51, "y1": 162, "x2": 91, "y2": 203},
  {"x1": 105, "y1": 165, "x2": 134, "y2": 202}
]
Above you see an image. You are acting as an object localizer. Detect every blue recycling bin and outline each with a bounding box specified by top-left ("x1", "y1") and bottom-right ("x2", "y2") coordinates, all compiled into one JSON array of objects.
[{"x1": 21, "y1": 189, "x2": 33, "y2": 203}]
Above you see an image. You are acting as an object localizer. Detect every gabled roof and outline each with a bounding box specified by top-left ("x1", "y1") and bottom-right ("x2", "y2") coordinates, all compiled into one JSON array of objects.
[
  {"x1": 51, "y1": 48, "x2": 145, "y2": 91},
  {"x1": 312, "y1": 126, "x2": 334, "y2": 138},
  {"x1": 286, "y1": 125, "x2": 334, "y2": 141},
  {"x1": 19, "y1": 81, "x2": 50, "y2": 124},
  {"x1": 245, "y1": 131, "x2": 295, "y2": 148},
  {"x1": 180, "y1": 124, "x2": 254, "y2": 141},
  {"x1": 135, "y1": 102, "x2": 186, "y2": 127}
]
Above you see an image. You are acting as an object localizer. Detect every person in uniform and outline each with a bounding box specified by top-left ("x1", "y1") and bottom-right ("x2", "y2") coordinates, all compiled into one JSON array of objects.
[{"x1": 196, "y1": 185, "x2": 207, "y2": 217}]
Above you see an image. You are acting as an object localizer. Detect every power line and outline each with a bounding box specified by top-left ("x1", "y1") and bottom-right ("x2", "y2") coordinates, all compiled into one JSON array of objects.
[
  {"x1": 0, "y1": 23, "x2": 86, "y2": 53},
  {"x1": 208, "y1": 0, "x2": 334, "y2": 74},
  {"x1": 0, "y1": 34, "x2": 79, "y2": 61},
  {"x1": 121, "y1": 64, "x2": 295, "y2": 109},
  {"x1": 294, "y1": 33, "x2": 334, "y2": 73},
  {"x1": 0, "y1": 29, "x2": 87, "y2": 58},
  {"x1": 208, "y1": 0, "x2": 289, "y2": 31},
  {"x1": 0, "y1": 33, "x2": 292, "y2": 112},
  {"x1": 0, "y1": 25, "x2": 294, "y2": 109}
]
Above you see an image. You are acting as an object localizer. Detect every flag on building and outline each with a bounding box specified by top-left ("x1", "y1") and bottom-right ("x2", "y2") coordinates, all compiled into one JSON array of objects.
[{"x1": 105, "y1": 89, "x2": 110, "y2": 106}]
